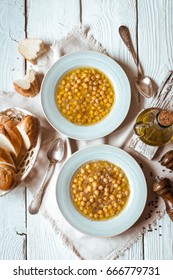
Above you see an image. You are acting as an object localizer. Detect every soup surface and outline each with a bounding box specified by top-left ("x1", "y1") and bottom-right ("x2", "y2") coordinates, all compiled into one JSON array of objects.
[
  {"x1": 55, "y1": 67, "x2": 115, "y2": 125},
  {"x1": 70, "y1": 160, "x2": 130, "y2": 221}
]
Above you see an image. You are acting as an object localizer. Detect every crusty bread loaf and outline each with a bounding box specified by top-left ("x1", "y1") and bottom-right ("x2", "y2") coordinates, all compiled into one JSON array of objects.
[
  {"x1": 18, "y1": 38, "x2": 47, "y2": 64},
  {"x1": 0, "y1": 163, "x2": 16, "y2": 190},
  {"x1": 17, "y1": 115, "x2": 39, "y2": 149},
  {"x1": 0, "y1": 147, "x2": 15, "y2": 169},
  {"x1": 0, "y1": 124, "x2": 21, "y2": 158},
  {"x1": 13, "y1": 69, "x2": 40, "y2": 97}
]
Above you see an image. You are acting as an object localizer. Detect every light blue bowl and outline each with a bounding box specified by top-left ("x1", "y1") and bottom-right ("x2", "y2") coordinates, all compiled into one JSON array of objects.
[
  {"x1": 56, "y1": 145, "x2": 147, "y2": 237},
  {"x1": 41, "y1": 51, "x2": 131, "y2": 140}
]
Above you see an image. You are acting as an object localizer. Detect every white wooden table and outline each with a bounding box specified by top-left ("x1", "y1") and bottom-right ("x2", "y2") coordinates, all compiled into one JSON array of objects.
[{"x1": 0, "y1": 0, "x2": 173, "y2": 260}]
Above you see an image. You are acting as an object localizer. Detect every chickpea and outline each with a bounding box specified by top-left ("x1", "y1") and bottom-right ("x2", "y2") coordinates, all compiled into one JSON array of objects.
[
  {"x1": 92, "y1": 181, "x2": 98, "y2": 188},
  {"x1": 81, "y1": 201, "x2": 85, "y2": 206},
  {"x1": 104, "y1": 187, "x2": 109, "y2": 193},
  {"x1": 86, "y1": 185, "x2": 92, "y2": 192},
  {"x1": 94, "y1": 190, "x2": 99, "y2": 196},
  {"x1": 90, "y1": 197, "x2": 94, "y2": 203},
  {"x1": 98, "y1": 185, "x2": 104, "y2": 191},
  {"x1": 103, "y1": 206, "x2": 108, "y2": 213},
  {"x1": 88, "y1": 177, "x2": 94, "y2": 183}
]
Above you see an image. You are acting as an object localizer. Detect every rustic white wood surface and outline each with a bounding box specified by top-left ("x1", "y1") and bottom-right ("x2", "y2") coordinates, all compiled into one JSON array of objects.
[{"x1": 0, "y1": 0, "x2": 173, "y2": 260}]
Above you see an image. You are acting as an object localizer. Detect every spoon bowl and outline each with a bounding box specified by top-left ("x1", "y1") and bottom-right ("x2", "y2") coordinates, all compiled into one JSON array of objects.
[
  {"x1": 135, "y1": 76, "x2": 154, "y2": 98},
  {"x1": 47, "y1": 138, "x2": 65, "y2": 164}
]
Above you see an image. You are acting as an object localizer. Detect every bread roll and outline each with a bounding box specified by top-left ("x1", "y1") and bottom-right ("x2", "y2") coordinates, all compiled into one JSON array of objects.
[
  {"x1": 17, "y1": 115, "x2": 39, "y2": 149},
  {"x1": 18, "y1": 38, "x2": 47, "y2": 64},
  {"x1": 0, "y1": 147, "x2": 15, "y2": 169},
  {"x1": 0, "y1": 163, "x2": 16, "y2": 190},
  {"x1": 13, "y1": 69, "x2": 40, "y2": 97}
]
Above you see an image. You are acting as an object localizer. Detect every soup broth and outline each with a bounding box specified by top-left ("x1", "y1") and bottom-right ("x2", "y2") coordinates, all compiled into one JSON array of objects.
[
  {"x1": 55, "y1": 67, "x2": 115, "y2": 125},
  {"x1": 70, "y1": 160, "x2": 130, "y2": 221}
]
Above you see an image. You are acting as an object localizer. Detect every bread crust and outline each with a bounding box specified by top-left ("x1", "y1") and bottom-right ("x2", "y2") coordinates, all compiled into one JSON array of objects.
[
  {"x1": 0, "y1": 147, "x2": 15, "y2": 169},
  {"x1": 0, "y1": 115, "x2": 10, "y2": 124},
  {"x1": 0, "y1": 163, "x2": 16, "y2": 190},
  {"x1": 0, "y1": 122, "x2": 21, "y2": 158},
  {"x1": 13, "y1": 70, "x2": 40, "y2": 97},
  {"x1": 4, "y1": 120, "x2": 23, "y2": 154},
  {"x1": 17, "y1": 115, "x2": 39, "y2": 148}
]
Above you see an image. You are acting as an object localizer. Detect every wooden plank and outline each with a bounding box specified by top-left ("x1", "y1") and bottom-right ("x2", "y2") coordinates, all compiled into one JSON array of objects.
[
  {"x1": 138, "y1": 0, "x2": 173, "y2": 259},
  {"x1": 161, "y1": 214, "x2": 173, "y2": 259},
  {"x1": 82, "y1": 0, "x2": 143, "y2": 260},
  {"x1": 27, "y1": 192, "x2": 78, "y2": 260},
  {"x1": 0, "y1": 188, "x2": 26, "y2": 260},
  {"x1": 0, "y1": 0, "x2": 26, "y2": 260},
  {"x1": 0, "y1": 0, "x2": 25, "y2": 91},
  {"x1": 26, "y1": 0, "x2": 80, "y2": 260},
  {"x1": 27, "y1": 0, "x2": 80, "y2": 43}
]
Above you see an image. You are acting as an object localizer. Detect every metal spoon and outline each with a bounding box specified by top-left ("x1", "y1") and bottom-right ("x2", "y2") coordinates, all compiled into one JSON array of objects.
[
  {"x1": 28, "y1": 138, "x2": 65, "y2": 215},
  {"x1": 119, "y1": 25, "x2": 154, "y2": 98}
]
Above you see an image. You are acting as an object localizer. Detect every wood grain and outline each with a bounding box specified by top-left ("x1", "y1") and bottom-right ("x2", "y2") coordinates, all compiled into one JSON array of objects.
[
  {"x1": 0, "y1": 0, "x2": 25, "y2": 91},
  {"x1": 0, "y1": 0, "x2": 26, "y2": 260},
  {"x1": 0, "y1": 187, "x2": 26, "y2": 259},
  {"x1": 138, "y1": 0, "x2": 173, "y2": 259},
  {"x1": 27, "y1": 192, "x2": 78, "y2": 260},
  {"x1": 27, "y1": 0, "x2": 80, "y2": 43},
  {"x1": 26, "y1": 0, "x2": 80, "y2": 260},
  {"x1": 161, "y1": 215, "x2": 173, "y2": 259},
  {"x1": 82, "y1": 0, "x2": 143, "y2": 260}
]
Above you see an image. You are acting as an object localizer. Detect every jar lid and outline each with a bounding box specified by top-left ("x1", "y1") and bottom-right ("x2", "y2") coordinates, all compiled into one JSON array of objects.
[{"x1": 157, "y1": 110, "x2": 173, "y2": 127}]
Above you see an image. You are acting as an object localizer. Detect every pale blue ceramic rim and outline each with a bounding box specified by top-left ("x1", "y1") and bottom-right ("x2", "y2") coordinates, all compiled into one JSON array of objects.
[
  {"x1": 55, "y1": 145, "x2": 147, "y2": 237},
  {"x1": 41, "y1": 51, "x2": 131, "y2": 140}
]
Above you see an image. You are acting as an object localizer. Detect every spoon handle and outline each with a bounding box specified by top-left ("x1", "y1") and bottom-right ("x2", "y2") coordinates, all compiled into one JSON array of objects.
[
  {"x1": 119, "y1": 25, "x2": 143, "y2": 76},
  {"x1": 28, "y1": 162, "x2": 53, "y2": 215}
]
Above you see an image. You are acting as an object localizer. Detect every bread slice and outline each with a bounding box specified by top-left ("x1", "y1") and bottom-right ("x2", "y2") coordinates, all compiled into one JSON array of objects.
[
  {"x1": 17, "y1": 115, "x2": 39, "y2": 149},
  {"x1": 0, "y1": 124, "x2": 21, "y2": 158},
  {"x1": 4, "y1": 119, "x2": 23, "y2": 153},
  {"x1": 0, "y1": 114, "x2": 19, "y2": 126},
  {"x1": 0, "y1": 163, "x2": 16, "y2": 190},
  {"x1": 0, "y1": 147, "x2": 15, "y2": 169},
  {"x1": 0, "y1": 115, "x2": 10, "y2": 124},
  {"x1": 13, "y1": 69, "x2": 40, "y2": 97},
  {"x1": 18, "y1": 38, "x2": 47, "y2": 64}
]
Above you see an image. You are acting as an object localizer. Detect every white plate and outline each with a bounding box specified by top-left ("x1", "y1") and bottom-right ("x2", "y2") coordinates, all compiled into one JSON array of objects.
[
  {"x1": 41, "y1": 51, "x2": 131, "y2": 140},
  {"x1": 56, "y1": 145, "x2": 147, "y2": 237}
]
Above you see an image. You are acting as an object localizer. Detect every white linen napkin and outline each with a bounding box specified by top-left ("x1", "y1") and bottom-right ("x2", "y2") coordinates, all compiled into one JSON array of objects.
[{"x1": 1, "y1": 25, "x2": 172, "y2": 260}]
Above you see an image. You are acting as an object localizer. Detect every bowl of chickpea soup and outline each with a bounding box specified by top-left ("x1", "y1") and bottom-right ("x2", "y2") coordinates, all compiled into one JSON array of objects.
[
  {"x1": 41, "y1": 51, "x2": 131, "y2": 140},
  {"x1": 56, "y1": 145, "x2": 147, "y2": 237}
]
